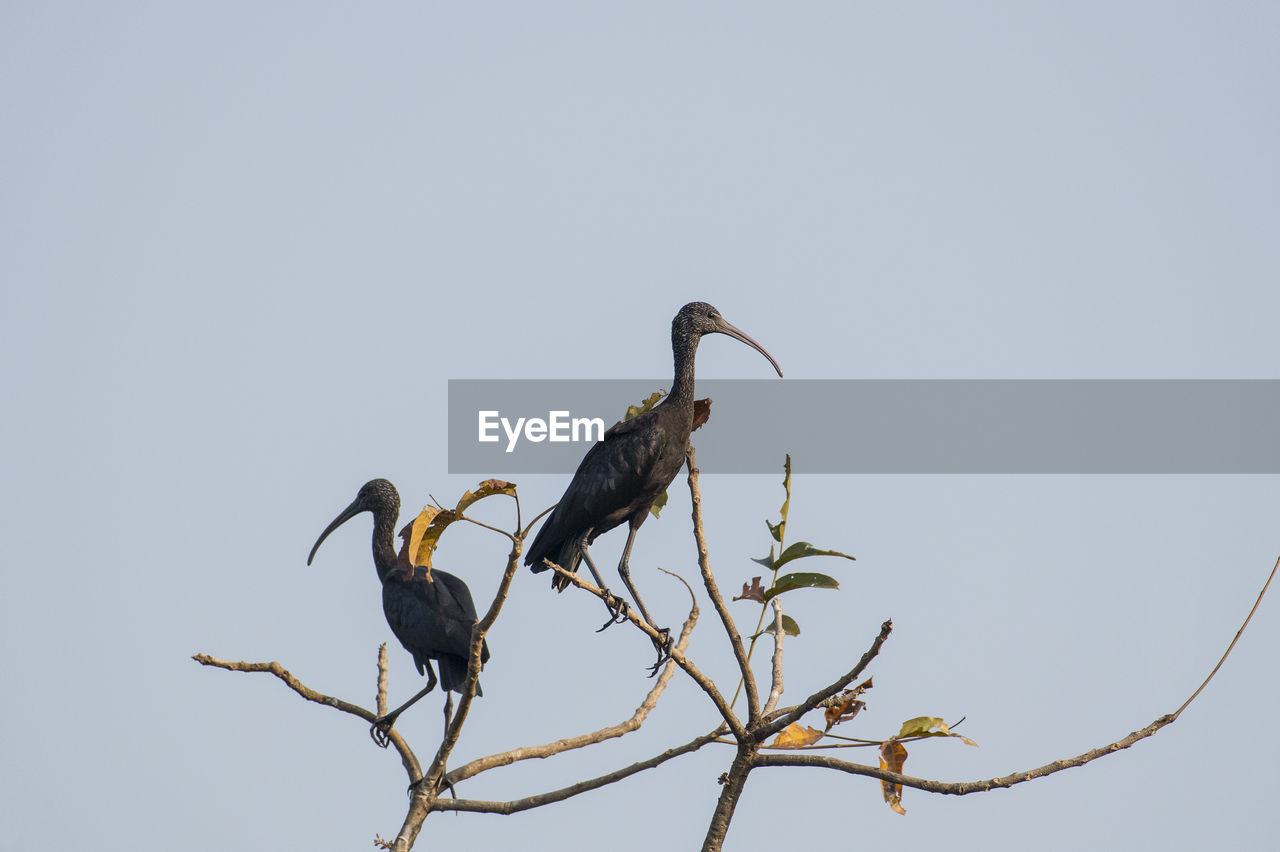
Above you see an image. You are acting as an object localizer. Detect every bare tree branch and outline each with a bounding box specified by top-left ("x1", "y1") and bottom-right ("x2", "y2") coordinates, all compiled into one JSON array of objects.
[
  {"x1": 434, "y1": 728, "x2": 727, "y2": 815},
  {"x1": 546, "y1": 560, "x2": 748, "y2": 741},
  {"x1": 192, "y1": 654, "x2": 422, "y2": 782},
  {"x1": 376, "y1": 643, "x2": 389, "y2": 718},
  {"x1": 762, "y1": 599, "x2": 785, "y2": 716},
  {"x1": 756, "y1": 555, "x2": 1280, "y2": 799},
  {"x1": 756, "y1": 714, "x2": 1174, "y2": 793},
  {"x1": 394, "y1": 536, "x2": 525, "y2": 851},
  {"x1": 445, "y1": 590, "x2": 699, "y2": 786},
  {"x1": 762, "y1": 618, "x2": 893, "y2": 737},
  {"x1": 686, "y1": 446, "x2": 761, "y2": 724}
]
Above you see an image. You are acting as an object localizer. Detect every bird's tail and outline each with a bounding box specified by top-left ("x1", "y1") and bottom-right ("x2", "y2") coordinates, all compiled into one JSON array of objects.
[
  {"x1": 437, "y1": 655, "x2": 482, "y2": 697},
  {"x1": 527, "y1": 537, "x2": 583, "y2": 592}
]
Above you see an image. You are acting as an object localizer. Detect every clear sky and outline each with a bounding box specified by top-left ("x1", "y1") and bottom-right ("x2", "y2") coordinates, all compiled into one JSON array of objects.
[{"x1": 3, "y1": 3, "x2": 1277, "y2": 850}]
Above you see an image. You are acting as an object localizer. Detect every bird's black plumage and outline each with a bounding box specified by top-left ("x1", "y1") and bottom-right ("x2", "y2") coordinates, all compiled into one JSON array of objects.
[
  {"x1": 525, "y1": 302, "x2": 782, "y2": 662},
  {"x1": 308, "y1": 479, "x2": 488, "y2": 740}
]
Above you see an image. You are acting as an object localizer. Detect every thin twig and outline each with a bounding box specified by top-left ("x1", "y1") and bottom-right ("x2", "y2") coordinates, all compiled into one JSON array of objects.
[
  {"x1": 459, "y1": 515, "x2": 518, "y2": 541},
  {"x1": 377, "y1": 643, "x2": 389, "y2": 718},
  {"x1": 1173, "y1": 554, "x2": 1278, "y2": 719},
  {"x1": 521, "y1": 503, "x2": 558, "y2": 540}
]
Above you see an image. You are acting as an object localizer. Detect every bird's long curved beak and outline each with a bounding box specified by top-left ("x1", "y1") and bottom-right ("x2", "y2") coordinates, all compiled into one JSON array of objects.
[
  {"x1": 307, "y1": 499, "x2": 365, "y2": 565},
  {"x1": 715, "y1": 319, "x2": 784, "y2": 377}
]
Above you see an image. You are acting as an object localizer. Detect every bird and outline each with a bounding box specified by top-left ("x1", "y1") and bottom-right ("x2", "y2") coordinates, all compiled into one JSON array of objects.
[
  {"x1": 307, "y1": 478, "x2": 489, "y2": 746},
  {"x1": 524, "y1": 301, "x2": 782, "y2": 670}
]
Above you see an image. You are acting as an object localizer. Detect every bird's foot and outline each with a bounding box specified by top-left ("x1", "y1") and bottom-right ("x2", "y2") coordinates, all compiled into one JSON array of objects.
[
  {"x1": 646, "y1": 627, "x2": 674, "y2": 677},
  {"x1": 594, "y1": 589, "x2": 630, "y2": 632},
  {"x1": 370, "y1": 714, "x2": 398, "y2": 749}
]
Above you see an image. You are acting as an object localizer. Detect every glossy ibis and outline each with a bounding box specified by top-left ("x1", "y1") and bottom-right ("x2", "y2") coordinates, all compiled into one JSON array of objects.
[
  {"x1": 307, "y1": 478, "x2": 489, "y2": 746},
  {"x1": 525, "y1": 301, "x2": 782, "y2": 668}
]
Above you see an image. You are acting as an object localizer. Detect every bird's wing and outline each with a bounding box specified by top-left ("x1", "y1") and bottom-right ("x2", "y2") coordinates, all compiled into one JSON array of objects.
[
  {"x1": 526, "y1": 410, "x2": 670, "y2": 565},
  {"x1": 382, "y1": 568, "x2": 479, "y2": 665}
]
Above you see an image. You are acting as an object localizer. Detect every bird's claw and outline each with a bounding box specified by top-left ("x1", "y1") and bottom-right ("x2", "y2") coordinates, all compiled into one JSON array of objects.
[
  {"x1": 594, "y1": 590, "x2": 630, "y2": 632},
  {"x1": 370, "y1": 716, "x2": 395, "y2": 749},
  {"x1": 407, "y1": 774, "x2": 458, "y2": 799},
  {"x1": 646, "y1": 627, "x2": 673, "y2": 677}
]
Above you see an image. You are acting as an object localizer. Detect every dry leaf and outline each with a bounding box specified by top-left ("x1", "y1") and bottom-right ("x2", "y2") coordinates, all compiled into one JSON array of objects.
[
  {"x1": 823, "y1": 678, "x2": 872, "y2": 730},
  {"x1": 734, "y1": 577, "x2": 766, "y2": 603},
  {"x1": 771, "y1": 722, "x2": 824, "y2": 748},
  {"x1": 692, "y1": 397, "x2": 712, "y2": 432}
]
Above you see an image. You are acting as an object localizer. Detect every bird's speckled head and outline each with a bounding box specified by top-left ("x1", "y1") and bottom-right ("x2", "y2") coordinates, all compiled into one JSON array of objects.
[
  {"x1": 355, "y1": 478, "x2": 400, "y2": 514},
  {"x1": 672, "y1": 301, "x2": 724, "y2": 341},
  {"x1": 671, "y1": 302, "x2": 783, "y2": 377}
]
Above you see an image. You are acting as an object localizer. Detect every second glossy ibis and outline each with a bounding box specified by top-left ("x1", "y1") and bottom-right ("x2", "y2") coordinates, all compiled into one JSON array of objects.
[{"x1": 308, "y1": 478, "x2": 489, "y2": 745}]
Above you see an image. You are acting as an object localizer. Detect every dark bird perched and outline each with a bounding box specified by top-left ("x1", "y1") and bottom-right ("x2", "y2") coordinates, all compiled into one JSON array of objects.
[
  {"x1": 307, "y1": 479, "x2": 489, "y2": 746},
  {"x1": 525, "y1": 302, "x2": 782, "y2": 669}
]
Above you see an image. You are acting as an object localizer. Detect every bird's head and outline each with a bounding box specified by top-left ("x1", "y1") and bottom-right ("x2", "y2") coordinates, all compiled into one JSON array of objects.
[
  {"x1": 674, "y1": 301, "x2": 783, "y2": 377},
  {"x1": 307, "y1": 478, "x2": 401, "y2": 565}
]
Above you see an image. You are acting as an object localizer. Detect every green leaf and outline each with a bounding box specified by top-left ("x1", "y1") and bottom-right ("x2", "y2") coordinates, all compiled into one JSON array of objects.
[
  {"x1": 648, "y1": 490, "x2": 668, "y2": 519},
  {"x1": 766, "y1": 518, "x2": 784, "y2": 542},
  {"x1": 776, "y1": 454, "x2": 791, "y2": 542},
  {"x1": 764, "y1": 572, "x2": 839, "y2": 601},
  {"x1": 624, "y1": 390, "x2": 665, "y2": 421},
  {"x1": 773, "y1": 541, "x2": 857, "y2": 570},
  {"x1": 749, "y1": 615, "x2": 801, "y2": 639},
  {"x1": 751, "y1": 546, "x2": 776, "y2": 570}
]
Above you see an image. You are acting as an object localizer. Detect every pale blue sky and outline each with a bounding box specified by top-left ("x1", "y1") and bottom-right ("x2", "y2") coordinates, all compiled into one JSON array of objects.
[{"x1": 3, "y1": 4, "x2": 1277, "y2": 850}]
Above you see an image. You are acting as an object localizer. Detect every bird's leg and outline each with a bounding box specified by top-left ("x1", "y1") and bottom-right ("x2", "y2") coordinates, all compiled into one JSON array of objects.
[
  {"x1": 616, "y1": 522, "x2": 672, "y2": 675},
  {"x1": 435, "y1": 692, "x2": 457, "y2": 798},
  {"x1": 580, "y1": 543, "x2": 629, "y2": 630},
  {"x1": 371, "y1": 666, "x2": 437, "y2": 748}
]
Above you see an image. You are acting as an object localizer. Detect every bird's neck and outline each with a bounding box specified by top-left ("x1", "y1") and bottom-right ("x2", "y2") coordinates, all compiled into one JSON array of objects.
[
  {"x1": 371, "y1": 510, "x2": 400, "y2": 581},
  {"x1": 667, "y1": 337, "x2": 698, "y2": 407}
]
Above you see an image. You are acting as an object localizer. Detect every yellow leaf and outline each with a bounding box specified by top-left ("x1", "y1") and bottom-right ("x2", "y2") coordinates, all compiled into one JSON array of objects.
[
  {"x1": 898, "y1": 716, "x2": 947, "y2": 738},
  {"x1": 880, "y1": 739, "x2": 908, "y2": 815},
  {"x1": 455, "y1": 479, "x2": 517, "y2": 514},
  {"x1": 770, "y1": 722, "x2": 824, "y2": 749},
  {"x1": 395, "y1": 480, "x2": 518, "y2": 575},
  {"x1": 402, "y1": 505, "x2": 458, "y2": 574}
]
